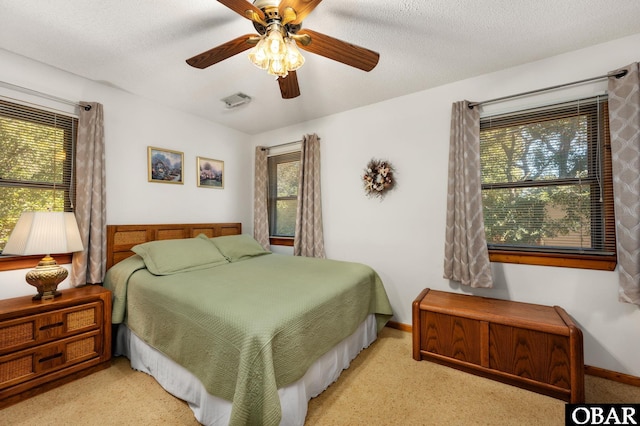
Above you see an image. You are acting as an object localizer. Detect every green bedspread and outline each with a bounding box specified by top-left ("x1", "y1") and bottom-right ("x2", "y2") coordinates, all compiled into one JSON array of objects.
[{"x1": 104, "y1": 253, "x2": 392, "y2": 426}]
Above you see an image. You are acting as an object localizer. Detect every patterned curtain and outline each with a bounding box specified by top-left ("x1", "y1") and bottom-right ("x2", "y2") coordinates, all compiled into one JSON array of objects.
[
  {"x1": 608, "y1": 62, "x2": 640, "y2": 305},
  {"x1": 70, "y1": 103, "x2": 106, "y2": 285},
  {"x1": 443, "y1": 101, "x2": 493, "y2": 288},
  {"x1": 253, "y1": 146, "x2": 270, "y2": 250},
  {"x1": 294, "y1": 134, "x2": 325, "y2": 258}
]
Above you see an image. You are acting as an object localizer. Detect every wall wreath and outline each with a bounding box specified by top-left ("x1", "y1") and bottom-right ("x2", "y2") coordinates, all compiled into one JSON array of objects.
[{"x1": 363, "y1": 158, "x2": 396, "y2": 198}]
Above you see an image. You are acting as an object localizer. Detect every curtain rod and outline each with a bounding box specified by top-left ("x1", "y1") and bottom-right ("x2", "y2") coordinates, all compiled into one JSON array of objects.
[
  {"x1": 260, "y1": 138, "x2": 321, "y2": 151},
  {"x1": 468, "y1": 69, "x2": 628, "y2": 109},
  {"x1": 0, "y1": 80, "x2": 92, "y2": 111},
  {"x1": 260, "y1": 140, "x2": 301, "y2": 151}
]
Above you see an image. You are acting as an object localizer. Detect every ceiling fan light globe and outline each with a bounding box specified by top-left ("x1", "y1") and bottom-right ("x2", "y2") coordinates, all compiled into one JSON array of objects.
[
  {"x1": 248, "y1": 36, "x2": 270, "y2": 69},
  {"x1": 248, "y1": 53, "x2": 268, "y2": 70},
  {"x1": 266, "y1": 29, "x2": 286, "y2": 56},
  {"x1": 284, "y1": 37, "x2": 304, "y2": 71},
  {"x1": 267, "y1": 59, "x2": 287, "y2": 77}
]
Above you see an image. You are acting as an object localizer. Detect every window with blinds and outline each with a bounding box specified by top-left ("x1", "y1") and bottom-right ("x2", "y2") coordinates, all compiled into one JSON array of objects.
[
  {"x1": 0, "y1": 99, "x2": 77, "y2": 252},
  {"x1": 268, "y1": 151, "x2": 300, "y2": 238},
  {"x1": 479, "y1": 96, "x2": 616, "y2": 270}
]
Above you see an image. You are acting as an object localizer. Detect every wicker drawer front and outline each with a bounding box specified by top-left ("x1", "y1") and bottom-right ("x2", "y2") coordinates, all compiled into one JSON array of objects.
[
  {"x1": 0, "y1": 322, "x2": 35, "y2": 352},
  {"x1": 0, "y1": 302, "x2": 102, "y2": 355},
  {"x1": 0, "y1": 330, "x2": 101, "y2": 390}
]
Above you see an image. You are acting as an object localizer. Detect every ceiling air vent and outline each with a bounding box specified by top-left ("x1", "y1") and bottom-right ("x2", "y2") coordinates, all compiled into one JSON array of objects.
[{"x1": 221, "y1": 92, "x2": 251, "y2": 109}]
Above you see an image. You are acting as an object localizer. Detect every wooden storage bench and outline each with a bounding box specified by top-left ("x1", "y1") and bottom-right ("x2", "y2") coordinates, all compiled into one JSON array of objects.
[{"x1": 412, "y1": 288, "x2": 584, "y2": 403}]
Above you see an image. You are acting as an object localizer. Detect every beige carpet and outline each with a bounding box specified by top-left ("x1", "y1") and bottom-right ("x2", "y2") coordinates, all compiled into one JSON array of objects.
[{"x1": 2, "y1": 328, "x2": 638, "y2": 425}]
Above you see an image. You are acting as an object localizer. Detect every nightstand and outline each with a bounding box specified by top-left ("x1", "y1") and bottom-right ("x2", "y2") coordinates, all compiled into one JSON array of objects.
[{"x1": 0, "y1": 285, "x2": 112, "y2": 408}]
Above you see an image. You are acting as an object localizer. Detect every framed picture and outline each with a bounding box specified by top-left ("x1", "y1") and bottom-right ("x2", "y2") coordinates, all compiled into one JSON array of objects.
[
  {"x1": 148, "y1": 146, "x2": 183, "y2": 184},
  {"x1": 197, "y1": 157, "x2": 224, "y2": 189}
]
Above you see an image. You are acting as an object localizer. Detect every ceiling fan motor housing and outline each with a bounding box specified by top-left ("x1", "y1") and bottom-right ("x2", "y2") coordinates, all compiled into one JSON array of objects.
[{"x1": 251, "y1": 2, "x2": 301, "y2": 36}]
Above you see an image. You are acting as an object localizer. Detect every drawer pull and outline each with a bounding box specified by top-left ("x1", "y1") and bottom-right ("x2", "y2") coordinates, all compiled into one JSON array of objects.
[
  {"x1": 39, "y1": 353, "x2": 63, "y2": 363},
  {"x1": 40, "y1": 322, "x2": 64, "y2": 331}
]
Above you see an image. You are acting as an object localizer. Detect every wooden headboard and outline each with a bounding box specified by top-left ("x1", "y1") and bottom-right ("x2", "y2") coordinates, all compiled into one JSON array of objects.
[{"x1": 106, "y1": 222, "x2": 242, "y2": 269}]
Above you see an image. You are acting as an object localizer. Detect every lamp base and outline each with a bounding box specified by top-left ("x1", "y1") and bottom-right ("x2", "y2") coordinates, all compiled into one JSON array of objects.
[
  {"x1": 32, "y1": 290, "x2": 62, "y2": 301},
  {"x1": 25, "y1": 256, "x2": 68, "y2": 301}
]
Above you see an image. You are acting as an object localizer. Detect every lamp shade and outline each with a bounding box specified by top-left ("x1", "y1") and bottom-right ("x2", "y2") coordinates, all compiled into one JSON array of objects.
[{"x1": 3, "y1": 212, "x2": 84, "y2": 256}]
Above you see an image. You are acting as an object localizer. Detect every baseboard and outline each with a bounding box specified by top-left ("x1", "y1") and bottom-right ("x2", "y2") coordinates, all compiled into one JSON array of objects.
[
  {"x1": 385, "y1": 322, "x2": 640, "y2": 387},
  {"x1": 386, "y1": 320, "x2": 411, "y2": 332},
  {"x1": 585, "y1": 365, "x2": 640, "y2": 387}
]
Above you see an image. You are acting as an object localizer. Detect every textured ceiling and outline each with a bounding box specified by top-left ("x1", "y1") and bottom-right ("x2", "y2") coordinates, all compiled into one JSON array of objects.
[{"x1": 1, "y1": 0, "x2": 640, "y2": 134}]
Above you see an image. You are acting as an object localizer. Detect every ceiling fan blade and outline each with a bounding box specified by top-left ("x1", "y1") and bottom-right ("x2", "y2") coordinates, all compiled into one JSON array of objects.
[
  {"x1": 217, "y1": 0, "x2": 266, "y2": 24},
  {"x1": 278, "y1": 71, "x2": 301, "y2": 99},
  {"x1": 279, "y1": 0, "x2": 322, "y2": 25},
  {"x1": 296, "y1": 29, "x2": 379, "y2": 72},
  {"x1": 186, "y1": 34, "x2": 258, "y2": 69}
]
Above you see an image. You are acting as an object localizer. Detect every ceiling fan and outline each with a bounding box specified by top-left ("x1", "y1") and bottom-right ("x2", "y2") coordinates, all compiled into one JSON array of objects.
[{"x1": 186, "y1": 0, "x2": 380, "y2": 99}]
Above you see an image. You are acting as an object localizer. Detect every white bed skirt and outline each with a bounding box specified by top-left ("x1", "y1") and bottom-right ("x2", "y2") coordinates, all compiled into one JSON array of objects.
[{"x1": 115, "y1": 314, "x2": 378, "y2": 425}]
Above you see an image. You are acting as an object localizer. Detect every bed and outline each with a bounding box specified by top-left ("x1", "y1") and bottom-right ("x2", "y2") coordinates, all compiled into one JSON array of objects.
[{"x1": 103, "y1": 223, "x2": 393, "y2": 426}]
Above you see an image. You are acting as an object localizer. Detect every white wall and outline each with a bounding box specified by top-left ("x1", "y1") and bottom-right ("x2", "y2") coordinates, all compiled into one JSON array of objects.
[
  {"x1": 0, "y1": 49, "x2": 253, "y2": 299},
  {"x1": 250, "y1": 34, "x2": 640, "y2": 377}
]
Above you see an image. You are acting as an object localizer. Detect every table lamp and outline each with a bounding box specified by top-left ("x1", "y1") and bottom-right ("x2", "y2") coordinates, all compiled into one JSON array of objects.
[{"x1": 3, "y1": 212, "x2": 84, "y2": 300}]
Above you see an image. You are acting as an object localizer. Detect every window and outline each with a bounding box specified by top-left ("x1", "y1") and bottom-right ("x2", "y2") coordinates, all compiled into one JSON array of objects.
[
  {"x1": 267, "y1": 152, "x2": 300, "y2": 245},
  {"x1": 0, "y1": 99, "x2": 77, "y2": 269},
  {"x1": 480, "y1": 96, "x2": 616, "y2": 270}
]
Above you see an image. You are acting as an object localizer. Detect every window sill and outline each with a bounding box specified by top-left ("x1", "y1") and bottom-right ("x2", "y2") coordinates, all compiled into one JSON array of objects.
[
  {"x1": 489, "y1": 250, "x2": 617, "y2": 271},
  {"x1": 269, "y1": 237, "x2": 294, "y2": 247},
  {"x1": 0, "y1": 254, "x2": 73, "y2": 272}
]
